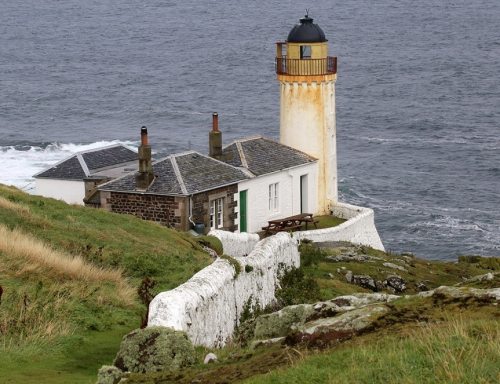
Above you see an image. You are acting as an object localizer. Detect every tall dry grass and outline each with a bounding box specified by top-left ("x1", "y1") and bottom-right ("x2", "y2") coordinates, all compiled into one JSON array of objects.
[
  {"x1": 0, "y1": 196, "x2": 30, "y2": 214},
  {"x1": 0, "y1": 224, "x2": 135, "y2": 305}
]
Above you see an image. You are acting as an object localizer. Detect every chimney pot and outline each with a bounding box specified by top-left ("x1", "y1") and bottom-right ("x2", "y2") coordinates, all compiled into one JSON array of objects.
[
  {"x1": 212, "y1": 112, "x2": 219, "y2": 132},
  {"x1": 140, "y1": 126, "x2": 149, "y2": 145}
]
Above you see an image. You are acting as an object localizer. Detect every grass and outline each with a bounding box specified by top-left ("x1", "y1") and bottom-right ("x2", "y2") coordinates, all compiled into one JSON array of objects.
[
  {"x1": 309, "y1": 215, "x2": 346, "y2": 229},
  {"x1": 243, "y1": 317, "x2": 500, "y2": 384},
  {"x1": 0, "y1": 184, "x2": 213, "y2": 383}
]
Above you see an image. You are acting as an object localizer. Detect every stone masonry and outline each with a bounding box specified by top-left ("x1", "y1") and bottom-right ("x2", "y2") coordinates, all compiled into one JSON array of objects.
[{"x1": 100, "y1": 191, "x2": 187, "y2": 230}]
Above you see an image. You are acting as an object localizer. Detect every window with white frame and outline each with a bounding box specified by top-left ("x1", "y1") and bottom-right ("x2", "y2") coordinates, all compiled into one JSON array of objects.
[
  {"x1": 209, "y1": 197, "x2": 224, "y2": 229},
  {"x1": 268, "y1": 183, "x2": 279, "y2": 212}
]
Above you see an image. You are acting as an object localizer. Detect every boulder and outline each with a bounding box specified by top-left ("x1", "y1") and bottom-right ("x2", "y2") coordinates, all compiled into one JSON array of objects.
[
  {"x1": 385, "y1": 275, "x2": 406, "y2": 293},
  {"x1": 345, "y1": 270, "x2": 353, "y2": 283},
  {"x1": 96, "y1": 365, "x2": 123, "y2": 384},
  {"x1": 113, "y1": 326, "x2": 195, "y2": 374},
  {"x1": 352, "y1": 275, "x2": 377, "y2": 291},
  {"x1": 203, "y1": 353, "x2": 218, "y2": 364}
]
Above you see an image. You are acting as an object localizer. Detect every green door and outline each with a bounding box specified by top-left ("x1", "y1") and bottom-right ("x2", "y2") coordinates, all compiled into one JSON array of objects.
[{"x1": 239, "y1": 190, "x2": 247, "y2": 232}]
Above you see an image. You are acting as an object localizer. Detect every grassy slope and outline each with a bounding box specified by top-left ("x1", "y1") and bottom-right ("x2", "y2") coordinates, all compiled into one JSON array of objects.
[{"x1": 0, "y1": 184, "x2": 212, "y2": 383}]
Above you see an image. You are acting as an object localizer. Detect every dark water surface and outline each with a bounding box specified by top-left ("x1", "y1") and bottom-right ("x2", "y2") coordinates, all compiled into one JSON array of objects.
[{"x1": 1, "y1": 0, "x2": 499, "y2": 259}]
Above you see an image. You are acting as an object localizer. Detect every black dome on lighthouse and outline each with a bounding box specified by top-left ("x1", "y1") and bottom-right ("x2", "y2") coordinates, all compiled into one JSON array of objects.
[{"x1": 287, "y1": 15, "x2": 327, "y2": 43}]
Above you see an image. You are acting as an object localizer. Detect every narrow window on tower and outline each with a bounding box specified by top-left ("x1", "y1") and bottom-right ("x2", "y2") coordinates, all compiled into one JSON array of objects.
[{"x1": 300, "y1": 45, "x2": 311, "y2": 59}]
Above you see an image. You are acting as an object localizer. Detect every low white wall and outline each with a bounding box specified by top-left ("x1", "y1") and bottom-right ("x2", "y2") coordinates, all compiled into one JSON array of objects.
[
  {"x1": 295, "y1": 202, "x2": 385, "y2": 251},
  {"x1": 148, "y1": 232, "x2": 300, "y2": 347},
  {"x1": 208, "y1": 230, "x2": 260, "y2": 257},
  {"x1": 35, "y1": 178, "x2": 85, "y2": 205}
]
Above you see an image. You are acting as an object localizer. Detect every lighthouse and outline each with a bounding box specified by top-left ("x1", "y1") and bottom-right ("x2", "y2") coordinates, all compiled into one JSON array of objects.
[{"x1": 276, "y1": 14, "x2": 338, "y2": 215}]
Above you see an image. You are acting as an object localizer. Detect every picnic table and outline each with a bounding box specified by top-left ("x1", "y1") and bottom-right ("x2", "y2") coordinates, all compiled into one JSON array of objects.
[{"x1": 262, "y1": 213, "x2": 319, "y2": 235}]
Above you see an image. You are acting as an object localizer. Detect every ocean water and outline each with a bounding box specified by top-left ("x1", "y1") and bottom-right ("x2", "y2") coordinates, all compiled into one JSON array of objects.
[{"x1": 0, "y1": 0, "x2": 499, "y2": 259}]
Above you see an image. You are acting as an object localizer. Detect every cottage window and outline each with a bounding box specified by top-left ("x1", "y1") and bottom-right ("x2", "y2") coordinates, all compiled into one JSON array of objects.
[
  {"x1": 268, "y1": 183, "x2": 279, "y2": 212},
  {"x1": 210, "y1": 197, "x2": 224, "y2": 230}
]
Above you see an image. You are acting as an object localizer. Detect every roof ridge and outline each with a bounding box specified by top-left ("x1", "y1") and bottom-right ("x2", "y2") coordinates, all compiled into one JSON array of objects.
[
  {"x1": 77, "y1": 143, "x2": 130, "y2": 156},
  {"x1": 76, "y1": 153, "x2": 90, "y2": 177},
  {"x1": 222, "y1": 135, "x2": 263, "y2": 149},
  {"x1": 170, "y1": 156, "x2": 188, "y2": 195},
  {"x1": 235, "y1": 141, "x2": 249, "y2": 169}
]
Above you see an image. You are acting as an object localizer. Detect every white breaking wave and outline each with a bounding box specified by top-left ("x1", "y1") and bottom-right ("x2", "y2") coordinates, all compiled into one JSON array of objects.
[{"x1": 0, "y1": 141, "x2": 137, "y2": 192}]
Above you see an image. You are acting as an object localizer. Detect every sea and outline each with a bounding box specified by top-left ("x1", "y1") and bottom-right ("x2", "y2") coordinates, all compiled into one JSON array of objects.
[{"x1": 0, "y1": 0, "x2": 499, "y2": 260}]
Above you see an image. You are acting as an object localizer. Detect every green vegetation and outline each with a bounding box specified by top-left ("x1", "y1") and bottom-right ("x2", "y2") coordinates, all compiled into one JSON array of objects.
[
  {"x1": 310, "y1": 215, "x2": 346, "y2": 229},
  {"x1": 244, "y1": 316, "x2": 500, "y2": 384},
  {"x1": 220, "y1": 254, "x2": 242, "y2": 278},
  {"x1": 1, "y1": 184, "x2": 498, "y2": 384},
  {"x1": 0, "y1": 184, "x2": 212, "y2": 383}
]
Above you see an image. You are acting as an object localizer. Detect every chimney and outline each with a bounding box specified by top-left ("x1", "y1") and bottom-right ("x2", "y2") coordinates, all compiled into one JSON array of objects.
[
  {"x1": 136, "y1": 126, "x2": 154, "y2": 189},
  {"x1": 209, "y1": 112, "x2": 223, "y2": 160}
]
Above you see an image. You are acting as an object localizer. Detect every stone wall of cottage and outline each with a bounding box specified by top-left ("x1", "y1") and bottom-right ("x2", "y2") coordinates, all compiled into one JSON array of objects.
[
  {"x1": 191, "y1": 185, "x2": 238, "y2": 233},
  {"x1": 100, "y1": 191, "x2": 188, "y2": 230}
]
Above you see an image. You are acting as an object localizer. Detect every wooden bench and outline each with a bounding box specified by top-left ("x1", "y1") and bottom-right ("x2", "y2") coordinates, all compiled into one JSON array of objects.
[{"x1": 262, "y1": 213, "x2": 317, "y2": 235}]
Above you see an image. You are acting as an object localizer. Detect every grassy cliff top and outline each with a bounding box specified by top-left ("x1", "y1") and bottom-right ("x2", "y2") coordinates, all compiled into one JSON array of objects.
[{"x1": 0, "y1": 184, "x2": 212, "y2": 383}]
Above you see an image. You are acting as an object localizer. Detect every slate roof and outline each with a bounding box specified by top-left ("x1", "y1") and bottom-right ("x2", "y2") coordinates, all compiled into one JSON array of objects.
[
  {"x1": 34, "y1": 145, "x2": 137, "y2": 180},
  {"x1": 99, "y1": 151, "x2": 249, "y2": 196},
  {"x1": 222, "y1": 136, "x2": 317, "y2": 176}
]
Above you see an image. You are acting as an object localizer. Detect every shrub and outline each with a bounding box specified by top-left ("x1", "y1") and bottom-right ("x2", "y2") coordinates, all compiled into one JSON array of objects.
[{"x1": 276, "y1": 267, "x2": 320, "y2": 306}]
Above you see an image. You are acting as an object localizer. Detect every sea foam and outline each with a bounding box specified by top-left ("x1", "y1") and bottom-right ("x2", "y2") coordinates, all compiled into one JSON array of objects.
[{"x1": 0, "y1": 141, "x2": 137, "y2": 192}]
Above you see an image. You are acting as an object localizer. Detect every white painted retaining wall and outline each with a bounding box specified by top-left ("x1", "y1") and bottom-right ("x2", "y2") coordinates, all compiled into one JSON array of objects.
[
  {"x1": 295, "y1": 202, "x2": 385, "y2": 251},
  {"x1": 208, "y1": 230, "x2": 260, "y2": 257},
  {"x1": 148, "y1": 232, "x2": 299, "y2": 347}
]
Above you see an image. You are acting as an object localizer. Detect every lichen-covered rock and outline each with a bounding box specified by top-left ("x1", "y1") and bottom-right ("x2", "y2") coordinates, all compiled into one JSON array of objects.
[
  {"x1": 383, "y1": 262, "x2": 408, "y2": 272},
  {"x1": 385, "y1": 275, "x2": 406, "y2": 292},
  {"x1": 252, "y1": 293, "x2": 399, "y2": 340},
  {"x1": 113, "y1": 327, "x2": 195, "y2": 374},
  {"x1": 352, "y1": 275, "x2": 377, "y2": 291},
  {"x1": 286, "y1": 304, "x2": 390, "y2": 347},
  {"x1": 96, "y1": 365, "x2": 123, "y2": 384},
  {"x1": 418, "y1": 286, "x2": 500, "y2": 301},
  {"x1": 254, "y1": 304, "x2": 314, "y2": 340}
]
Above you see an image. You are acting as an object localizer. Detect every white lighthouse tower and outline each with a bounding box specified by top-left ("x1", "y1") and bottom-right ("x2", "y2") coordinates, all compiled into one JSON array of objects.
[{"x1": 276, "y1": 14, "x2": 338, "y2": 215}]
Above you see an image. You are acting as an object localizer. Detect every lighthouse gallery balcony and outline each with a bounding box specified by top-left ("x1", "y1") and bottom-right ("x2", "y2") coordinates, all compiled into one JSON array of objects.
[{"x1": 275, "y1": 56, "x2": 337, "y2": 76}]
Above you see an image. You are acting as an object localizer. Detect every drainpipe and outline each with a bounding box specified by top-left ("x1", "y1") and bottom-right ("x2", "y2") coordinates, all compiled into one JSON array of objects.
[{"x1": 188, "y1": 195, "x2": 196, "y2": 228}]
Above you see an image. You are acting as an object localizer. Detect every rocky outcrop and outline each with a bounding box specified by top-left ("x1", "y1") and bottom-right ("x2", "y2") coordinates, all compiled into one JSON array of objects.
[
  {"x1": 252, "y1": 293, "x2": 399, "y2": 341},
  {"x1": 418, "y1": 286, "x2": 500, "y2": 301}
]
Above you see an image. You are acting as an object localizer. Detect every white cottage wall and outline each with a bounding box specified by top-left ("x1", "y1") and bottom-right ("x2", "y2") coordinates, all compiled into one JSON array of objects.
[
  {"x1": 35, "y1": 179, "x2": 85, "y2": 205},
  {"x1": 148, "y1": 232, "x2": 300, "y2": 347},
  {"x1": 234, "y1": 163, "x2": 318, "y2": 233}
]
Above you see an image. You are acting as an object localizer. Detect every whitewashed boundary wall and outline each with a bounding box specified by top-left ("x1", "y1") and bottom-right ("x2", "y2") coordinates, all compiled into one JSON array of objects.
[
  {"x1": 295, "y1": 202, "x2": 385, "y2": 251},
  {"x1": 148, "y1": 232, "x2": 299, "y2": 347},
  {"x1": 208, "y1": 230, "x2": 260, "y2": 257}
]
